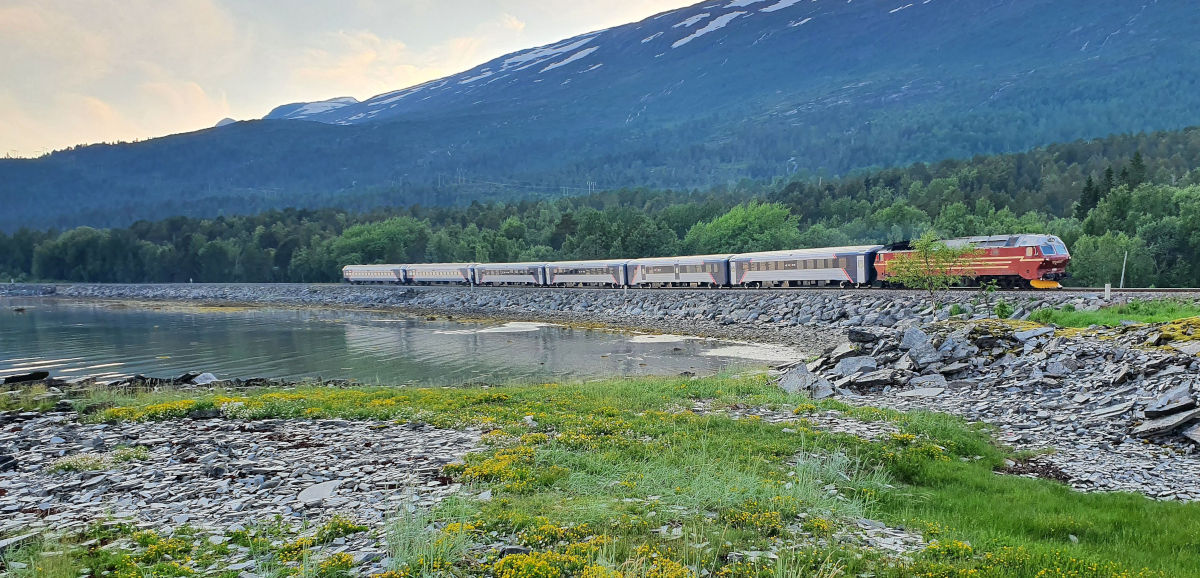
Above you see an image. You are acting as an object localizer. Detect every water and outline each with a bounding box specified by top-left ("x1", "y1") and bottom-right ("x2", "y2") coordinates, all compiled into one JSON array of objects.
[{"x1": 0, "y1": 298, "x2": 800, "y2": 385}]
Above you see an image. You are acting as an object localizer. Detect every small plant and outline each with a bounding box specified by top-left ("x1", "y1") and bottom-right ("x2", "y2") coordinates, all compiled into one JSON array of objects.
[
  {"x1": 47, "y1": 454, "x2": 109, "y2": 472},
  {"x1": 112, "y1": 445, "x2": 150, "y2": 462},
  {"x1": 316, "y1": 515, "x2": 368, "y2": 542},
  {"x1": 316, "y1": 552, "x2": 355, "y2": 577},
  {"x1": 994, "y1": 299, "x2": 1015, "y2": 319},
  {"x1": 924, "y1": 539, "x2": 975, "y2": 561},
  {"x1": 949, "y1": 303, "x2": 965, "y2": 316},
  {"x1": 803, "y1": 516, "x2": 835, "y2": 537}
]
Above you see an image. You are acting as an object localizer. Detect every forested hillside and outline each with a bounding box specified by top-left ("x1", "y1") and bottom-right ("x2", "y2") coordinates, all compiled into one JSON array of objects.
[
  {"x1": 2, "y1": 0, "x2": 1199, "y2": 231},
  {"x1": 6, "y1": 128, "x2": 1200, "y2": 288}
]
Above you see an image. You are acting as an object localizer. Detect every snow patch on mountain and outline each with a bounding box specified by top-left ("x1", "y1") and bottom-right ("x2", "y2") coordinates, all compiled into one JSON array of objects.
[
  {"x1": 642, "y1": 31, "x2": 664, "y2": 43},
  {"x1": 726, "y1": 0, "x2": 768, "y2": 7},
  {"x1": 460, "y1": 70, "x2": 497, "y2": 84},
  {"x1": 760, "y1": 0, "x2": 804, "y2": 12},
  {"x1": 504, "y1": 35, "x2": 597, "y2": 68},
  {"x1": 541, "y1": 47, "x2": 600, "y2": 73},
  {"x1": 674, "y1": 13, "x2": 710, "y2": 28},
  {"x1": 889, "y1": 3, "x2": 914, "y2": 14},
  {"x1": 673, "y1": 11, "x2": 746, "y2": 48},
  {"x1": 790, "y1": 17, "x2": 813, "y2": 27}
]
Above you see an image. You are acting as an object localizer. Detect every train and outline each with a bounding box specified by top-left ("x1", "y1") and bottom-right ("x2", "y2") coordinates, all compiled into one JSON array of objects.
[{"x1": 342, "y1": 234, "x2": 1071, "y2": 290}]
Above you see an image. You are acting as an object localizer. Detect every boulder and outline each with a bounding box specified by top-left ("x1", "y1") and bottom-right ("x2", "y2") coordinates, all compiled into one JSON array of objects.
[
  {"x1": 853, "y1": 369, "x2": 900, "y2": 387},
  {"x1": 1144, "y1": 385, "x2": 1196, "y2": 418},
  {"x1": 832, "y1": 356, "x2": 877, "y2": 377},
  {"x1": 827, "y1": 342, "x2": 859, "y2": 362},
  {"x1": 777, "y1": 367, "x2": 835, "y2": 400},
  {"x1": 3, "y1": 371, "x2": 49, "y2": 384},
  {"x1": 847, "y1": 328, "x2": 881, "y2": 343},
  {"x1": 909, "y1": 373, "x2": 948, "y2": 388},
  {"x1": 1132, "y1": 408, "x2": 1200, "y2": 437},
  {"x1": 899, "y1": 327, "x2": 931, "y2": 351},
  {"x1": 191, "y1": 373, "x2": 220, "y2": 385}
]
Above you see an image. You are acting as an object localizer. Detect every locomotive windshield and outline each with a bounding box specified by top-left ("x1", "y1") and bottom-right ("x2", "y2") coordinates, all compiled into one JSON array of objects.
[{"x1": 1044, "y1": 236, "x2": 1069, "y2": 256}]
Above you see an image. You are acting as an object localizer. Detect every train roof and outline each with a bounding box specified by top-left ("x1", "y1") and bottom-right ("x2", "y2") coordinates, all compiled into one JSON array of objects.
[
  {"x1": 628, "y1": 254, "x2": 734, "y2": 265},
  {"x1": 402, "y1": 262, "x2": 478, "y2": 268},
  {"x1": 473, "y1": 262, "x2": 550, "y2": 268},
  {"x1": 884, "y1": 234, "x2": 1065, "y2": 251},
  {"x1": 945, "y1": 234, "x2": 1062, "y2": 248},
  {"x1": 546, "y1": 259, "x2": 631, "y2": 267},
  {"x1": 729, "y1": 245, "x2": 885, "y2": 261},
  {"x1": 342, "y1": 264, "x2": 401, "y2": 270}
]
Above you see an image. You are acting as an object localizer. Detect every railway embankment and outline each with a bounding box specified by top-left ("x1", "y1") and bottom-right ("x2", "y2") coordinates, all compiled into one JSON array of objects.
[{"x1": 0, "y1": 283, "x2": 1135, "y2": 349}]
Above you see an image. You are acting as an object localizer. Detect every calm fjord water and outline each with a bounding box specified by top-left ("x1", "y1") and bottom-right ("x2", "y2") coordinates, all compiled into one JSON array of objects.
[{"x1": 0, "y1": 298, "x2": 796, "y2": 385}]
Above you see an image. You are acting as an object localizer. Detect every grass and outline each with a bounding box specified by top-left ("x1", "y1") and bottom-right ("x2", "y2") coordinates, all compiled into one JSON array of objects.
[
  {"x1": 5, "y1": 376, "x2": 1200, "y2": 577},
  {"x1": 1029, "y1": 298, "x2": 1200, "y2": 328}
]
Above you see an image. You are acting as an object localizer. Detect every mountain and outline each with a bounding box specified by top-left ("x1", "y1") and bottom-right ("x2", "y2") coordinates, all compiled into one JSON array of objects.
[{"x1": 3, "y1": 0, "x2": 1199, "y2": 231}]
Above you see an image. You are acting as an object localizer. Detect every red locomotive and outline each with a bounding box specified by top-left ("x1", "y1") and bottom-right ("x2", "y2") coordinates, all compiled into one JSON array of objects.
[{"x1": 874, "y1": 234, "x2": 1071, "y2": 289}]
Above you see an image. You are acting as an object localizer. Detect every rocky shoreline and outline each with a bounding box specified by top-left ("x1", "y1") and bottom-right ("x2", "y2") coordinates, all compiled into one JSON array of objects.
[
  {"x1": 0, "y1": 283, "x2": 1163, "y2": 350},
  {"x1": 4, "y1": 283, "x2": 1200, "y2": 575},
  {"x1": 775, "y1": 318, "x2": 1200, "y2": 502}
]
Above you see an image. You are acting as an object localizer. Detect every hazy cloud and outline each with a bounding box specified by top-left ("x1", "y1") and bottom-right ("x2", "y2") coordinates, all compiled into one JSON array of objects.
[{"x1": 0, "y1": 0, "x2": 696, "y2": 156}]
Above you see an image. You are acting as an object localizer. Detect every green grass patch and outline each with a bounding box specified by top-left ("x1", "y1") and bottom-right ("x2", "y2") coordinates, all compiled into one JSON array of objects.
[
  {"x1": 52, "y1": 375, "x2": 1200, "y2": 577},
  {"x1": 1030, "y1": 298, "x2": 1200, "y2": 328}
]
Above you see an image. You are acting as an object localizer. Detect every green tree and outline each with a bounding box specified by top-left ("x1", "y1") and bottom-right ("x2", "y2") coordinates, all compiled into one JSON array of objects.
[
  {"x1": 884, "y1": 232, "x2": 981, "y2": 304},
  {"x1": 682, "y1": 202, "x2": 802, "y2": 254},
  {"x1": 1066, "y1": 232, "x2": 1155, "y2": 288},
  {"x1": 1074, "y1": 176, "x2": 1099, "y2": 220}
]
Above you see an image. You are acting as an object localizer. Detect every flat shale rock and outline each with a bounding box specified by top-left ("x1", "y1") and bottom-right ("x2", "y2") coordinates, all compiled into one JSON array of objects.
[
  {"x1": 1133, "y1": 409, "x2": 1200, "y2": 437},
  {"x1": 897, "y1": 387, "x2": 945, "y2": 398},
  {"x1": 0, "y1": 414, "x2": 480, "y2": 536},
  {"x1": 832, "y1": 356, "x2": 877, "y2": 377},
  {"x1": 1170, "y1": 341, "x2": 1200, "y2": 356}
]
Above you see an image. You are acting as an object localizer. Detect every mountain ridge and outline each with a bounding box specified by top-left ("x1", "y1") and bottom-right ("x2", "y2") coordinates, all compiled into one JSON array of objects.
[{"x1": 2, "y1": 0, "x2": 1198, "y2": 231}]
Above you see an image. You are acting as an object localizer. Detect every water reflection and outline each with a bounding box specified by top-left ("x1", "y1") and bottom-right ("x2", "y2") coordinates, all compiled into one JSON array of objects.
[{"x1": 0, "y1": 298, "x2": 798, "y2": 385}]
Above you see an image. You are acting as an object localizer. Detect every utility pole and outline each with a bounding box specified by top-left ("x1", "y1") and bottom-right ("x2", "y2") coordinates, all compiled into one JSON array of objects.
[{"x1": 1119, "y1": 251, "x2": 1128, "y2": 289}]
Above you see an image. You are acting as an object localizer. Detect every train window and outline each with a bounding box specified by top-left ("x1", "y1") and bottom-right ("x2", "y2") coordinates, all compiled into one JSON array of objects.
[{"x1": 1041, "y1": 245, "x2": 1055, "y2": 255}]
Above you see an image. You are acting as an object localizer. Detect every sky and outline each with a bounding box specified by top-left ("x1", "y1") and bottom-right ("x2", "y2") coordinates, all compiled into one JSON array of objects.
[{"x1": 0, "y1": 0, "x2": 697, "y2": 158}]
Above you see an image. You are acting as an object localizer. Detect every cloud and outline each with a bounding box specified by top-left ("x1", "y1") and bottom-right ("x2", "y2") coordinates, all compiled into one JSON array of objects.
[
  {"x1": 500, "y1": 13, "x2": 527, "y2": 32},
  {"x1": 0, "y1": 0, "x2": 246, "y2": 155},
  {"x1": 0, "y1": 0, "x2": 701, "y2": 156}
]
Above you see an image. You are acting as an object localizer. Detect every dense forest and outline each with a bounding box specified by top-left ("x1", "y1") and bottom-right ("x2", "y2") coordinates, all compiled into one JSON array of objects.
[
  {"x1": 5, "y1": 128, "x2": 1200, "y2": 288},
  {"x1": 3, "y1": 1, "x2": 1198, "y2": 232}
]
